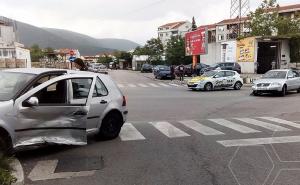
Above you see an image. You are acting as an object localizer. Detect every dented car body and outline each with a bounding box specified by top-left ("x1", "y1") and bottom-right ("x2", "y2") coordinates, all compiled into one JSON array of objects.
[{"x1": 0, "y1": 68, "x2": 127, "y2": 153}]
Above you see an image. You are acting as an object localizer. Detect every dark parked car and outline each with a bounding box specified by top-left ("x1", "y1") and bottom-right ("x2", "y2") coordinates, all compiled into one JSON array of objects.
[
  {"x1": 203, "y1": 62, "x2": 241, "y2": 74},
  {"x1": 175, "y1": 63, "x2": 210, "y2": 77},
  {"x1": 154, "y1": 65, "x2": 175, "y2": 80},
  {"x1": 141, "y1": 64, "x2": 153, "y2": 73}
]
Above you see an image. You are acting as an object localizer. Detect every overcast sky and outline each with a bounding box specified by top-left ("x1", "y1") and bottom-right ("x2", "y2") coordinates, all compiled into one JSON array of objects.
[{"x1": 0, "y1": 0, "x2": 299, "y2": 44}]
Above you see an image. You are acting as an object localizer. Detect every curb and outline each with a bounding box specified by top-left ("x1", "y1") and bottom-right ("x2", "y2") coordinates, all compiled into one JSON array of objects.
[{"x1": 11, "y1": 159, "x2": 24, "y2": 185}]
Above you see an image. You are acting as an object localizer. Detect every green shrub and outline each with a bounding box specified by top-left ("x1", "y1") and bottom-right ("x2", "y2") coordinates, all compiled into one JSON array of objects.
[{"x1": 0, "y1": 156, "x2": 17, "y2": 185}]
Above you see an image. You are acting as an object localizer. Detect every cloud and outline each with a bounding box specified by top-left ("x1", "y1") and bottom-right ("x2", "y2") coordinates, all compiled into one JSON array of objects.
[{"x1": 0, "y1": 0, "x2": 298, "y2": 44}]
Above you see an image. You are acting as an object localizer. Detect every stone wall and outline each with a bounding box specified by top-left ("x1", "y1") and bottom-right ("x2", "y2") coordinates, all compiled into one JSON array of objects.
[{"x1": 0, "y1": 58, "x2": 26, "y2": 68}]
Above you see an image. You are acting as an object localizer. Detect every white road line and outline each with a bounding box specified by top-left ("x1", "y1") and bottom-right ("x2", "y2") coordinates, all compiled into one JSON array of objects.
[
  {"x1": 235, "y1": 118, "x2": 290, "y2": 132},
  {"x1": 119, "y1": 123, "x2": 146, "y2": 141},
  {"x1": 158, "y1": 83, "x2": 170, "y2": 87},
  {"x1": 218, "y1": 135, "x2": 300, "y2": 147},
  {"x1": 150, "y1": 121, "x2": 190, "y2": 138},
  {"x1": 117, "y1": 84, "x2": 124, "y2": 88},
  {"x1": 148, "y1": 83, "x2": 160, "y2": 87},
  {"x1": 128, "y1": 84, "x2": 137, "y2": 88},
  {"x1": 259, "y1": 117, "x2": 300, "y2": 129},
  {"x1": 208, "y1": 119, "x2": 261, "y2": 134},
  {"x1": 138, "y1": 83, "x2": 148, "y2": 87},
  {"x1": 179, "y1": 120, "x2": 225, "y2": 136},
  {"x1": 169, "y1": 83, "x2": 179, "y2": 87}
]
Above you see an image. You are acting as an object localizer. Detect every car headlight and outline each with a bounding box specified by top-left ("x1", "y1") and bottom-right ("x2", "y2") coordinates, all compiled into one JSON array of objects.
[{"x1": 271, "y1": 82, "x2": 281, "y2": 86}]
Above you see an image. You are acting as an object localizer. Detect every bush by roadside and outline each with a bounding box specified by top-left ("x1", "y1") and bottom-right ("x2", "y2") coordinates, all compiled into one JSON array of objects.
[{"x1": 0, "y1": 156, "x2": 16, "y2": 185}]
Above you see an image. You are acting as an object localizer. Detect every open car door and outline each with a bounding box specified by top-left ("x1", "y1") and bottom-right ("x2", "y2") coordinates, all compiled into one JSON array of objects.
[{"x1": 13, "y1": 74, "x2": 95, "y2": 147}]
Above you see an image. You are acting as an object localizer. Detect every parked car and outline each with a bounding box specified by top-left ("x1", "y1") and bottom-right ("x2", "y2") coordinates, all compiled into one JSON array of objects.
[
  {"x1": 187, "y1": 70, "x2": 243, "y2": 91},
  {"x1": 153, "y1": 65, "x2": 175, "y2": 80},
  {"x1": 175, "y1": 63, "x2": 210, "y2": 77},
  {"x1": 141, "y1": 64, "x2": 153, "y2": 73},
  {"x1": 89, "y1": 63, "x2": 108, "y2": 74},
  {"x1": 0, "y1": 68, "x2": 127, "y2": 155},
  {"x1": 252, "y1": 69, "x2": 300, "y2": 96},
  {"x1": 202, "y1": 62, "x2": 241, "y2": 74}
]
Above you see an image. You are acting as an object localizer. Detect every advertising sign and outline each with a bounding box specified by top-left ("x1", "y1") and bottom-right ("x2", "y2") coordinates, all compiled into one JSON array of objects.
[
  {"x1": 221, "y1": 41, "x2": 236, "y2": 63},
  {"x1": 236, "y1": 37, "x2": 255, "y2": 62},
  {"x1": 185, "y1": 28, "x2": 207, "y2": 56}
]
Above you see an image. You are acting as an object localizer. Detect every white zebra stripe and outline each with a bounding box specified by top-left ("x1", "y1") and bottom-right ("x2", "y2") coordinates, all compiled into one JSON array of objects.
[
  {"x1": 128, "y1": 84, "x2": 137, "y2": 88},
  {"x1": 208, "y1": 119, "x2": 260, "y2": 134},
  {"x1": 117, "y1": 84, "x2": 124, "y2": 88},
  {"x1": 235, "y1": 118, "x2": 290, "y2": 132},
  {"x1": 148, "y1": 83, "x2": 159, "y2": 87},
  {"x1": 179, "y1": 120, "x2": 224, "y2": 135},
  {"x1": 119, "y1": 123, "x2": 146, "y2": 141},
  {"x1": 150, "y1": 122, "x2": 190, "y2": 138},
  {"x1": 259, "y1": 117, "x2": 300, "y2": 129},
  {"x1": 158, "y1": 83, "x2": 170, "y2": 87},
  {"x1": 138, "y1": 83, "x2": 148, "y2": 87}
]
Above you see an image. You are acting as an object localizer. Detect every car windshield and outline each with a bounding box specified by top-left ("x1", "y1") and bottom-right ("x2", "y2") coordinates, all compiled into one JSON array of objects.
[
  {"x1": 0, "y1": 72, "x2": 35, "y2": 101},
  {"x1": 210, "y1": 63, "x2": 219, "y2": 68},
  {"x1": 202, "y1": 71, "x2": 218, "y2": 77},
  {"x1": 262, "y1": 71, "x2": 287, "y2": 79},
  {"x1": 159, "y1": 66, "x2": 170, "y2": 71}
]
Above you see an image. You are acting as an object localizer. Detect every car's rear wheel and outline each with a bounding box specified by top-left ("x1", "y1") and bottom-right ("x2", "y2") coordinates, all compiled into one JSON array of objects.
[
  {"x1": 280, "y1": 85, "x2": 287, "y2": 97},
  {"x1": 252, "y1": 91, "x2": 259, "y2": 96},
  {"x1": 297, "y1": 88, "x2": 300, "y2": 93},
  {"x1": 204, "y1": 83, "x2": 213, "y2": 91},
  {"x1": 234, "y1": 81, "x2": 242, "y2": 90},
  {"x1": 0, "y1": 130, "x2": 12, "y2": 156},
  {"x1": 98, "y1": 112, "x2": 123, "y2": 140}
]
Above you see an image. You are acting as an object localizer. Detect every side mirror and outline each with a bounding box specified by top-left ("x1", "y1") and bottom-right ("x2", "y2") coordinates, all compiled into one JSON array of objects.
[
  {"x1": 287, "y1": 75, "x2": 294, "y2": 79},
  {"x1": 24, "y1": 97, "x2": 39, "y2": 107}
]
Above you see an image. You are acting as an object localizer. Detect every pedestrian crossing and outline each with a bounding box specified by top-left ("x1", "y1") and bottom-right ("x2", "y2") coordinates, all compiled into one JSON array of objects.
[
  {"x1": 119, "y1": 117, "x2": 300, "y2": 147},
  {"x1": 117, "y1": 82, "x2": 179, "y2": 88}
]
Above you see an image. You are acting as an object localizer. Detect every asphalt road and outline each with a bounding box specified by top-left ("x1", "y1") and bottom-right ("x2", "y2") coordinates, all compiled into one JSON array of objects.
[{"x1": 17, "y1": 70, "x2": 300, "y2": 185}]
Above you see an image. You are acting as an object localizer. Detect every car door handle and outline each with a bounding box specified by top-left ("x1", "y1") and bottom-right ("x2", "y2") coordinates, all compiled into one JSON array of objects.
[
  {"x1": 73, "y1": 110, "x2": 88, "y2": 116},
  {"x1": 100, "y1": 100, "x2": 108, "y2": 104}
]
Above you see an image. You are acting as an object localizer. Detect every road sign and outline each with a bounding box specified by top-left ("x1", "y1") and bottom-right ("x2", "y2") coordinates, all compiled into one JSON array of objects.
[{"x1": 69, "y1": 56, "x2": 76, "y2": 62}]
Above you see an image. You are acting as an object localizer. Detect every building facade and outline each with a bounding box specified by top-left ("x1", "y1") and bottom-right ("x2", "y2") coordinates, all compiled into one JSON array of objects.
[{"x1": 158, "y1": 21, "x2": 192, "y2": 46}]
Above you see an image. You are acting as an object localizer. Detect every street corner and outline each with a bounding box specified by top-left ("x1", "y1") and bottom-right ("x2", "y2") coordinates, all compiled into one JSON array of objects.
[
  {"x1": 11, "y1": 158, "x2": 24, "y2": 185},
  {"x1": 228, "y1": 146, "x2": 274, "y2": 185}
]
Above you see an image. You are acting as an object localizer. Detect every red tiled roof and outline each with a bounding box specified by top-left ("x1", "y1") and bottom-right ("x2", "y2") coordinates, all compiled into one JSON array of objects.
[
  {"x1": 217, "y1": 17, "x2": 250, "y2": 25},
  {"x1": 159, "y1": 21, "x2": 187, "y2": 29},
  {"x1": 270, "y1": 3, "x2": 300, "y2": 13},
  {"x1": 198, "y1": 24, "x2": 216, "y2": 30}
]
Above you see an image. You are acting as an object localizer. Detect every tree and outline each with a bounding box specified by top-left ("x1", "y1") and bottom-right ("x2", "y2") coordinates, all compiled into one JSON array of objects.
[
  {"x1": 192, "y1": 16, "x2": 197, "y2": 31},
  {"x1": 249, "y1": 0, "x2": 279, "y2": 36},
  {"x1": 276, "y1": 13, "x2": 300, "y2": 36},
  {"x1": 30, "y1": 44, "x2": 44, "y2": 62},
  {"x1": 44, "y1": 47, "x2": 57, "y2": 62},
  {"x1": 97, "y1": 55, "x2": 113, "y2": 65},
  {"x1": 144, "y1": 38, "x2": 164, "y2": 65},
  {"x1": 165, "y1": 36, "x2": 192, "y2": 65}
]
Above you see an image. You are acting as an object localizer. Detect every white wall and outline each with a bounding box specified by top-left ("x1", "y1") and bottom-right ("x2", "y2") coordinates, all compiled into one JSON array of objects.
[
  {"x1": 280, "y1": 40, "x2": 290, "y2": 69},
  {"x1": 200, "y1": 42, "x2": 222, "y2": 65},
  {"x1": 0, "y1": 25, "x2": 16, "y2": 45},
  {"x1": 238, "y1": 62, "x2": 255, "y2": 73},
  {"x1": 220, "y1": 41, "x2": 236, "y2": 63},
  {"x1": 16, "y1": 47, "x2": 31, "y2": 68}
]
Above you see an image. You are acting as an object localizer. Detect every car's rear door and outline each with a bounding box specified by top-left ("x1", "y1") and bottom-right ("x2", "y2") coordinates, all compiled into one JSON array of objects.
[{"x1": 13, "y1": 74, "x2": 94, "y2": 147}]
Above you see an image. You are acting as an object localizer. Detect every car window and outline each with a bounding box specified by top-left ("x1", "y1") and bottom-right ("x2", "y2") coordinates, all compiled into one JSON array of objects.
[
  {"x1": 225, "y1": 63, "x2": 234, "y2": 67},
  {"x1": 71, "y1": 78, "x2": 93, "y2": 100},
  {"x1": 287, "y1": 70, "x2": 294, "y2": 78},
  {"x1": 225, "y1": 71, "x2": 235, "y2": 77},
  {"x1": 292, "y1": 71, "x2": 299, "y2": 77},
  {"x1": 215, "y1": 71, "x2": 226, "y2": 78},
  {"x1": 93, "y1": 77, "x2": 108, "y2": 97}
]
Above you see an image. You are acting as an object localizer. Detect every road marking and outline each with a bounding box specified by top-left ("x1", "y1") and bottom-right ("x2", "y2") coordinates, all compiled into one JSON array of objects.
[
  {"x1": 117, "y1": 84, "x2": 124, "y2": 88},
  {"x1": 218, "y1": 135, "x2": 300, "y2": 147},
  {"x1": 208, "y1": 119, "x2": 261, "y2": 134},
  {"x1": 28, "y1": 160, "x2": 95, "y2": 181},
  {"x1": 235, "y1": 118, "x2": 291, "y2": 132},
  {"x1": 128, "y1": 84, "x2": 137, "y2": 87},
  {"x1": 259, "y1": 117, "x2": 300, "y2": 129},
  {"x1": 150, "y1": 121, "x2": 190, "y2": 138},
  {"x1": 169, "y1": 83, "x2": 180, "y2": 87},
  {"x1": 158, "y1": 83, "x2": 170, "y2": 87},
  {"x1": 138, "y1": 83, "x2": 148, "y2": 87},
  {"x1": 119, "y1": 123, "x2": 146, "y2": 141},
  {"x1": 179, "y1": 120, "x2": 224, "y2": 135},
  {"x1": 148, "y1": 83, "x2": 159, "y2": 87}
]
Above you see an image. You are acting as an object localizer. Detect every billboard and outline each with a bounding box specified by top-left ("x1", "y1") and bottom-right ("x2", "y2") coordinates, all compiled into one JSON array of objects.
[
  {"x1": 236, "y1": 37, "x2": 255, "y2": 62},
  {"x1": 221, "y1": 41, "x2": 236, "y2": 63},
  {"x1": 185, "y1": 28, "x2": 207, "y2": 56}
]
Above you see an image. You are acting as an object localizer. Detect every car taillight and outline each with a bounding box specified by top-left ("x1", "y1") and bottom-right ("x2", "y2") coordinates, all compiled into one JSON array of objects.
[{"x1": 122, "y1": 96, "x2": 127, "y2": 106}]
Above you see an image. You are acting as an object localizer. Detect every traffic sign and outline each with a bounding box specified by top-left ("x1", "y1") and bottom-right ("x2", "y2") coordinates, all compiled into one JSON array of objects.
[{"x1": 69, "y1": 56, "x2": 76, "y2": 62}]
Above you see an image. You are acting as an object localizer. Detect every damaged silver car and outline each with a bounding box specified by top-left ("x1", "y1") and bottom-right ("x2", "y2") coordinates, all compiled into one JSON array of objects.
[{"x1": 0, "y1": 68, "x2": 127, "y2": 155}]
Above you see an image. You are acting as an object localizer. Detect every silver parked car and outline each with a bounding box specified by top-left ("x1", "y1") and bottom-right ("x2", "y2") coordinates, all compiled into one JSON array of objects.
[
  {"x1": 0, "y1": 68, "x2": 127, "y2": 155},
  {"x1": 252, "y1": 69, "x2": 300, "y2": 96}
]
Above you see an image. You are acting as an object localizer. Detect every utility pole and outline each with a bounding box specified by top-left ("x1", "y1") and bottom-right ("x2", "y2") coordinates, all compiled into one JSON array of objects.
[{"x1": 230, "y1": 0, "x2": 250, "y2": 36}]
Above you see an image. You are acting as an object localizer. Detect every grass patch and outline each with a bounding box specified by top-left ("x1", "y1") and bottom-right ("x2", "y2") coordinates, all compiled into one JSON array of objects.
[{"x1": 0, "y1": 156, "x2": 17, "y2": 185}]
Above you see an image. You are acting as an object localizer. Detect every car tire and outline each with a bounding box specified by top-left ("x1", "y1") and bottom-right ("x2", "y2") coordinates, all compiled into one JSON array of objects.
[
  {"x1": 280, "y1": 85, "x2": 287, "y2": 97},
  {"x1": 252, "y1": 91, "x2": 259, "y2": 96},
  {"x1": 204, "y1": 83, "x2": 213, "y2": 91},
  {"x1": 234, "y1": 81, "x2": 242, "y2": 90},
  {"x1": 0, "y1": 130, "x2": 12, "y2": 156},
  {"x1": 98, "y1": 112, "x2": 123, "y2": 140},
  {"x1": 297, "y1": 88, "x2": 300, "y2": 93}
]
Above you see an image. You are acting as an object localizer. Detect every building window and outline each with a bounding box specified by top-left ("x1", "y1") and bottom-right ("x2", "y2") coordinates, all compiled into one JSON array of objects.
[
  {"x1": 166, "y1": 33, "x2": 169, "y2": 36},
  {"x1": 159, "y1": 33, "x2": 163, "y2": 37},
  {"x1": 172, "y1": 31, "x2": 178, "y2": 35},
  {"x1": 218, "y1": 26, "x2": 225, "y2": 31},
  {"x1": 218, "y1": 34, "x2": 224, "y2": 41},
  {"x1": 3, "y1": 49, "x2": 8, "y2": 57}
]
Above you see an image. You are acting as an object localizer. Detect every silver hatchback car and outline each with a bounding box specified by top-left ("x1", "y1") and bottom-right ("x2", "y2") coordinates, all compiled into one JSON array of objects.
[{"x1": 0, "y1": 68, "x2": 127, "y2": 154}]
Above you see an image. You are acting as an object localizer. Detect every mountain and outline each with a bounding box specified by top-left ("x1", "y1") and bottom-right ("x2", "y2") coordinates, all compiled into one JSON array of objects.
[{"x1": 15, "y1": 20, "x2": 140, "y2": 55}]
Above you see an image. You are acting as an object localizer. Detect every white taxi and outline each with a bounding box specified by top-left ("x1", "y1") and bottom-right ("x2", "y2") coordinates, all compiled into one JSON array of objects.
[{"x1": 187, "y1": 70, "x2": 243, "y2": 91}]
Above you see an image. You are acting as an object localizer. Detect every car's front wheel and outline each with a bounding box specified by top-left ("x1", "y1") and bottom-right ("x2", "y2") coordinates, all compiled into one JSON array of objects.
[
  {"x1": 98, "y1": 112, "x2": 123, "y2": 140},
  {"x1": 280, "y1": 85, "x2": 287, "y2": 97},
  {"x1": 0, "y1": 130, "x2": 12, "y2": 156},
  {"x1": 297, "y1": 88, "x2": 300, "y2": 93},
  {"x1": 204, "y1": 83, "x2": 213, "y2": 91},
  {"x1": 234, "y1": 81, "x2": 243, "y2": 90}
]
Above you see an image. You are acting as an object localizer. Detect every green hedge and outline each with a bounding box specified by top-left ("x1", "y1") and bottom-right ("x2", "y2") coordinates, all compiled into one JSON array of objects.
[{"x1": 0, "y1": 156, "x2": 16, "y2": 185}]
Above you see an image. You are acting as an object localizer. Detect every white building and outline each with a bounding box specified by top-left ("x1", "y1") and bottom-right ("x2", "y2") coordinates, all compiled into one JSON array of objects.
[
  {"x1": 158, "y1": 21, "x2": 192, "y2": 46},
  {"x1": 0, "y1": 17, "x2": 31, "y2": 68}
]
